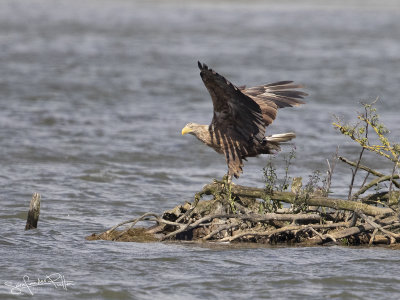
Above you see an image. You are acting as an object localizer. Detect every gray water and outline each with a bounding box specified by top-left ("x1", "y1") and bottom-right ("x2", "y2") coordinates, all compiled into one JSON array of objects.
[{"x1": 1, "y1": 0, "x2": 400, "y2": 299}]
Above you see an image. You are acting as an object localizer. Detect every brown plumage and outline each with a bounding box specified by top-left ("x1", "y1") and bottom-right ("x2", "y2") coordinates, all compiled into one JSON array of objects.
[{"x1": 182, "y1": 62, "x2": 307, "y2": 179}]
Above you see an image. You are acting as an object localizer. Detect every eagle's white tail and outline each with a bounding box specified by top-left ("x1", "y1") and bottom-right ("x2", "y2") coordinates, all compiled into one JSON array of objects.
[{"x1": 265, "y1": 132, "x2": 296, "y2": 143}]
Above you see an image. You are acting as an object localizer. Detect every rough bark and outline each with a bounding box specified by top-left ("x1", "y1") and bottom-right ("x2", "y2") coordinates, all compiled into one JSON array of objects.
[
  {"x1": 25, "y1": 193, "x2": 41, "y2": 230},
  {"x1": 202, "y1": 183, "x2": 394, "y2": 216}
]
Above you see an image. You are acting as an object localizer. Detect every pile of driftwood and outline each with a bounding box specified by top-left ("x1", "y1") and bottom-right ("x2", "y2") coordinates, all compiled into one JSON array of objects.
[{"x1": 87, "y1": 178, "x2": 400, "y2": 247}]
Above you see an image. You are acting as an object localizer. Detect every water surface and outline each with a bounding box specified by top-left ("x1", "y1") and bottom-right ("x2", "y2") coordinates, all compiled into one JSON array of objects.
[{"x1": 1, "y1": 0, "x2": 400, "y2": 299}]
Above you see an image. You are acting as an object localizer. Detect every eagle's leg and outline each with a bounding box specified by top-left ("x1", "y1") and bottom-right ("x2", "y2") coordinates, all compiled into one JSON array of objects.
[
  {"x1": 222, "y1": 174, "x2": 232, "y2": 185},
  {"x1": 213, "y1": 174, "x2": 232, "y2": 185},
  {"x1": 212, "y1": 175, "x2": 236, "y2": 212},
  {"x1": 227, "y1": 174, "x2": 232, "y2": 185},
  {"x1": 222, "y1": 174, "x2": 236, "y2": 213}
]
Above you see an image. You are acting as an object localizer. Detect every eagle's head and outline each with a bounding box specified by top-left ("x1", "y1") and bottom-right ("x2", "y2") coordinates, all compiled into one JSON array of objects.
[
  {"x1": 181, "y1": 122, "x2": 201, "y2": 136},
  {"x1": 182, "y1": 123, "x2": 213, "y2": 148}
]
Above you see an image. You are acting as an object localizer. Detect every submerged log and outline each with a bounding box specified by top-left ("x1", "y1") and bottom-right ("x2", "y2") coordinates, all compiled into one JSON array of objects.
[{"x1": 25, "y1": 193, "x2": 41, "y2": 230}]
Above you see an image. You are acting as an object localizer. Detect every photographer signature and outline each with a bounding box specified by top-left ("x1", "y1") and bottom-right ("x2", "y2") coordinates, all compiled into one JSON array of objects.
[{"x1": 4, "y1": 273, "x2": 74, "y2": 295}]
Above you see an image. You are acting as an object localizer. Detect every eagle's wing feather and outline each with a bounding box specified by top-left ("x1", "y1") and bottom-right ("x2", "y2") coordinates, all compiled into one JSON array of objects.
[
  {"x1": 198, "y1": 62, "x2": 265, "y2": 143},
  {"x1": 242, "y1": 81, "x2": 307, "y2": 126},
  {"x1": 209, "y1": 126, "x2": 244, "y2": 178},
  {"x1": 221, "y1": 130, "x2": 244, "y2": 179}
]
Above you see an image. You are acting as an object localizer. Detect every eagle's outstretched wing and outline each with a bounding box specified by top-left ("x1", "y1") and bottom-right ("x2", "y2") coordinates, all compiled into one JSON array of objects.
[
  {"x1": 198, "y1": 62, "x2": 265, "y2": 178},
  {"x1": 241, "y1": 81, "x2": 307, "y2": 126},
  {"x1": 198, "y1": 62, "x2": 265, "y2": 143}
]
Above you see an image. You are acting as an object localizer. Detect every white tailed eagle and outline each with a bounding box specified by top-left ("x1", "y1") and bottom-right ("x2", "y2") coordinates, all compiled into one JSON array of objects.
[{"x1": 182, "y1": 62, "x2": 306, "y2": 181}]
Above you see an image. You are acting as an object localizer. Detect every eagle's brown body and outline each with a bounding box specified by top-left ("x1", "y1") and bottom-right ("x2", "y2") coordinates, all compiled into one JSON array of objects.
[
  {"x1": 186, "y1": 123, "x2": 281, "y2": 156},
  {"x1": 182, "y1": 62, "x2": 307, "y2": 179}
]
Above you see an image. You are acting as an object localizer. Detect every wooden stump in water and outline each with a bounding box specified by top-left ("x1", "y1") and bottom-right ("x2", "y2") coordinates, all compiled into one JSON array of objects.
[{"x1": 25, "y1": 193, "x2": 41, "y2": 230}]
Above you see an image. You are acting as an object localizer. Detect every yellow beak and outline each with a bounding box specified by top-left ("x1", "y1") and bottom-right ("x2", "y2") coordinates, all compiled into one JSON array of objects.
[{"x1": 181, "y1": 125, "x2": 192, "y2": 135}]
